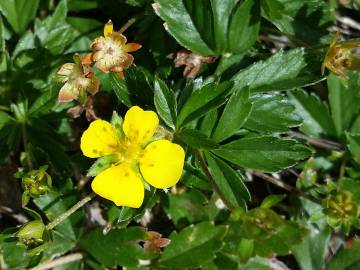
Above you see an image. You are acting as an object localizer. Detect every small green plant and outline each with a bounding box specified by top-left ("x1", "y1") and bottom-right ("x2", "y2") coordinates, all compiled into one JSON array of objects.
[{"x1": 1, "y1": 0, "x2": 360, "y2": 269}]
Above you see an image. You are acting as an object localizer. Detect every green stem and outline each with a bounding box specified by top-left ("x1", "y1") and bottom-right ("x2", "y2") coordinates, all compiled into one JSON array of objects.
[
  {"x1": 0, "y1": 105, "x2": 10, "y2": 112},
  {"x1": 45, "y1": 192, "x2": 96, "y2": 230},
  {"x1": 195, "y1": 151, "x2": 234, "y2": 210},
  {"x1": 21, "y1": 123, "x2": 33, "y2": 170}
]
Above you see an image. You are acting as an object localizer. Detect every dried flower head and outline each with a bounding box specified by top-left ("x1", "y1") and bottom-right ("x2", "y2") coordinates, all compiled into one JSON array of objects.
[
  {"x1": 91, "y1": 20, "x2": 141, "y2": 75},
  {"x1": 56, "y1": 54, "x2": 99, "y2": 103}
]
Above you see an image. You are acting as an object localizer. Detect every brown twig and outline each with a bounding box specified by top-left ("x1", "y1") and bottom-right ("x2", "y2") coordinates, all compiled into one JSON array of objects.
[{"x1": 290, "y1": 131, "x2": 344, "y2": 151}]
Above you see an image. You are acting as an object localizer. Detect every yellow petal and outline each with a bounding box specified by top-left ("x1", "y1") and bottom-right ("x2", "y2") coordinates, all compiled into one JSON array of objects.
[
  {"x1": 104, "y1": 20, "x2": 113, "y2": 38},
  {"x1": 80, "y1": 120, "x2": 120, "y2": 158},
  {"x1": 91, "y1": 164, "x2": 144, "y2": 208},
  {"x1": 123, "y1": 106, "x2": 159, "y2": 144},
  {"x1": 139, "y1": 140, "x2": 185, "y2": 189}
]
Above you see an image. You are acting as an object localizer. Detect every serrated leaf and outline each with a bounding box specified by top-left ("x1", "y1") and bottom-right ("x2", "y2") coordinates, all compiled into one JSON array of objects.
[
  {"x1": 0, "y1": 0, "x2": 40, "y2": 34},
  {"x1": 177, "y1": 81, "x2": 233, "y2": 127},
  {"x1": 154, "y1": 77, "x2": 177, "y2": 129},
  {"x1": 205, "y1": 152, "x2": 250, "y2": 208},
  {"x1": 231, "y1": 48, "x2": 322, "y2": 92},
  {"x1": 244, "y1": 93, "x2": 302, "y2": 133},
  {"x1": 164, "y1": 189, "x2": 209, "y2": 226},
  {"x1": 212, "y1": 136, "x2": 312, "y2": 172},
  {"x1": 81, "y1": 227, "x2": 155, "y2": 268},
  {"x1": 159, "y1": 222, "x2": 227, "y2": 269},
  {"x1": 228, "y1": 0, "x2": 260, "y2": 54},
  {"x1": 110, "y1": 73, "x2": 132, "y2": 107},
  {"x1": 328, "y1": 240, "x2": 360, "y2": 270},
  {"x1": 34, "y1": 0, "x2": 78, "y2": 55},
  {"x1": 177, "y1": 128, "x2": 218, "y2": 150},
  {"x1": 346, "y1": 133, "x2": 360, "y2": 165},
  {"x1": 212, "y1": 87, "x2": 252, "y2": 142},
  {"x1": 155, "y1": 0, "x2": 214, "y2": 55},
  {"x1": 288, "y1": 89, "x2": 335, "y2": 137},
  {"x1": 328, "y1": 72, "x2": 360, "y2": 137}
]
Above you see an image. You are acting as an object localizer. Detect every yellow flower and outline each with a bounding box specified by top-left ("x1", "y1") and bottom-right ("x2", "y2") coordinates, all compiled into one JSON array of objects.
[
  {"x1": 80, "y1": 106, "x2": 185, "y2": 208},
  {"x1": 91, "y1": 20, "x2": 141, "y2": 74},
  {"x1": 57, "y1": 54, "x2": 99, "y2": 103}
]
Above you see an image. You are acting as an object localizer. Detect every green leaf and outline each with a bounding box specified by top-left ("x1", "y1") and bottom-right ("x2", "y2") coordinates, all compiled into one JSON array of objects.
[
  {"x1": 231, "y1": 48, "x2": 322, "y2": 92},
  {"x1": 154, "y1": 0, "x2": 214, "y2": 55},
  {"x1": 1, "y1": 241, "x2": 30, "y2": 269},
  {"x1": 81, "y1": 227, "x2": 155, "y2": 268},
  {"x1": 212, "y1": 87, "x2": 252, "y2": 142},
  {"x1": 164, "y1": 189, "x2": 209, "y2": 226},
  {"x1": 212, "y1": 136, "x2": 312, "y2": 172},
  {"x1": 328, "y1": 240, "x2": 360, "y2": 270},
  {"x1": 154, "y1": 77, "x2": 177, "y2": 129},
  {"x1": 260, "y1": 194, "x2": 285, "y2": 208},
  {"x1": 34, "y1": 193, "x2": 84, "y2": 241},
  {"x1": 177, "y1": 81, "x2": 233, "y2": 127},
  {"x1": 0, "y1": 0, "x2": 40, "y2": 34},
  {"x1": 244, "y1": 93, "x2": 302, "y2": 133},
  {"x1": 292, "y1": 227, "x2": 330, "y2": 270},
  {"x1": 262, "y1": 0, "x2": 334, "y2": 45},
  {"x1": 110, "y1": 73, "x2": 132, "y2": 107},
  {"x1": 328, "y1": 72, "x2": 360, "y2": 137},
  {"x1": 34, "y1": 0, "x2": 78, "y2": 55},
  {"x1": 288, "y1": 89, "x2": 336, "y2": 137},
  {"x1": 346, "y1": 133, "x2": 360, "y2": 165},
  {"x1": 228, "y1": 0, "x2": 260, "y2": 54},
  {"x1": 159, "y1": 222, "x2": 227, "y2": 269},
  {"x1": 0, "y1": 111, "x2": 9, "y2": 129},
  {"x1": 177, "y1": 128, "x2": 218, "y2": 150},
  {"x1": 87, "y1": 155, "x2": 119, "y2": 177},
  {"x1": 210, "y1": 0, "x2": 238, "y2": 53},
  {"x1": 205, "y1": 152, "x2": 251, "y2": 208}
]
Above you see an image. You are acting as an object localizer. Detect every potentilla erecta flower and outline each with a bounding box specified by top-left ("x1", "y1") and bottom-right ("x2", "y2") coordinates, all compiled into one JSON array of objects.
[
  {"x1": 56, "y1": 54, "x2": 99, "y2": 103},
  {"x1": 80, "y1": 106, "x2": 185, "y2": 208},
  {"x1": 91, "y1": 20, "x2": 141, "y2": 75}
]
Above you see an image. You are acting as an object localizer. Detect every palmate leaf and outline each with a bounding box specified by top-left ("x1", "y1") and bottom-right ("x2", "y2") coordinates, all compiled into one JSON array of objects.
[{"x1": 154, "y1": 0, "x2": 260, "y2": 55}]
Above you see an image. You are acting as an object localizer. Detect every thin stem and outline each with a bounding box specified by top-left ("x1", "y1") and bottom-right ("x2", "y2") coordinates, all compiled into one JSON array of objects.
[
  {"x1": 119, "y1": 17, "x2": 137, "y2": 33},
  {"x1": 46, "y1": 192, "x2": 95, "y2": 230},
  {"x1": 21, "y1": 123, "x2": 33, "y2": 170},
  {"x1": 31, "y1": 253, "x2": 83, "y2": 270},
  {"x1": 249, "y1": 170, "x2": 294, "y2": 192},
  {"x1": 195, "y1": 151, "x2": 234, "y2": 210},
  {"x1": 290, "y1": 131, "x2": 344, "y2": 151},
  {"x1": 249, "y1": 170, "x2": 321, "y2": 204}
]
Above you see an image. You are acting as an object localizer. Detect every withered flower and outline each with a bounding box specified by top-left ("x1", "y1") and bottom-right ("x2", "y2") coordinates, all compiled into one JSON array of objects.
[
  {"x1": 322, "y1": 33, "x2": 360, "y2": 79},
  {"x1": 170, "y1": 49, "x2": 216, "y2": 79},
  {"x1": 91, "y1": 20, "x2": 141, "y2": 75},
  {"x1": 57, "y1": 54, "x2": 99, "y2": 103}
]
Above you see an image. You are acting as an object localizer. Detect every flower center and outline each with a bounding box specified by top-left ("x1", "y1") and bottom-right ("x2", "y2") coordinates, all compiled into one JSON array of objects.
[{"x1": 117, "y1": 139, "x2": 143, "y2": 166}]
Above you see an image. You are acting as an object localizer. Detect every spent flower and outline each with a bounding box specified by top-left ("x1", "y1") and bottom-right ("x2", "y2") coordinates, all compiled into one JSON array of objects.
[
  {"x1": 322, "y1": 33, "x2": 360, "y2": 79},
  {"x1": 91, "y1": 20, "x2": 141, "y2": 75},
  {"x1": 56, "y1": 54, "x2": 99, "y2": 103},
  {"x1": 80, "y1": 106, "x2": 185, "y2": 208}
]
